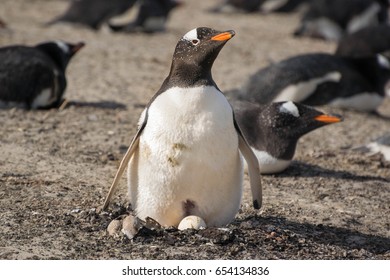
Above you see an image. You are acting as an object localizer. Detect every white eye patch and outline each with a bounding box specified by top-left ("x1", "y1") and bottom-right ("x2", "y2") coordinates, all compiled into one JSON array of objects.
[
  {"x1": 182, "y1": 28, "x2": 198, "y2": 41},
  {"x1": 55, "y1": 40, "x2": 70, "y2": 53},
  {"x1": 280, "y1": 101, "x2": 300, "y2": 117}
]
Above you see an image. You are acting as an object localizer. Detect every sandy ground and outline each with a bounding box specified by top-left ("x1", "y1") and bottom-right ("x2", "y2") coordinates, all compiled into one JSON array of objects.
[{"x1": 0, "y1": 0, "x2": 389, "y2": 259}]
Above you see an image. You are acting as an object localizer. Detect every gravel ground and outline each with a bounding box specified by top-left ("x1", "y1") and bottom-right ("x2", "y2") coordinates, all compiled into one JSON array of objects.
[{"x1": 0, "y1": 0, "x2": 389, "y2": 259}]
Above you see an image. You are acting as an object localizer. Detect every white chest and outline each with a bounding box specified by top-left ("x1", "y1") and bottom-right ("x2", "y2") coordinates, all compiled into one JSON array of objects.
[
  {"x1": 252, "y1": 148, "x2": 291, "y2": 174},
  {"x1": 31, "y1": 88, "x2": 53, "y2": 109},
  {"x1": 143, "y1": 86, "x2": 237, "y2": 152}
]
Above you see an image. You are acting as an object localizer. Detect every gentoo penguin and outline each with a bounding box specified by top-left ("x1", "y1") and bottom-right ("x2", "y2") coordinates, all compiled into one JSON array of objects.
[
  {"x1": 0, "y1": 40, "x2": 84, "y2": 109},
  {"x1": 232, "y1": 100, "x2": 343, "y2": 174},
  {"x1": 209, "y1": 0, "x2": 307, "y2": 14},
  {"x1": 353, "y1": 132, "x2": 390, "y2": 162},
  {"x1": 109, "y1": 0, "x2": 181, "y2": 33},
  {"x1": 259, "y1": 0, "x2": 309, "y2": 13},
  {"x1": 294, "y1": 0, "x2": 389, "y2": 41},
  {"x1": 47, "y1": 0, "x2": 136, "y2": 30},
  {"x1": 102, "y1": 27, "x2": 262, "y2": 228},
  {"x1": 237, "y1": 53, "x2": 390, "y2": 112},
  {"x1": 209, "y1": 0, "x2": 262, "y2": 13},
  {"x1": 336, "y1": 24, "x2": 390, "y2": 57}
]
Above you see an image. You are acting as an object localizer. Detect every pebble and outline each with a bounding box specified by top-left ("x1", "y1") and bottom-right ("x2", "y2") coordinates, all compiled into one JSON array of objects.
[
  {"x1": 121, "y1": 215, "x2": 142, "y2": 239},
  {"x1": 107, "y1": 219, "x2": 122, "y2": 236}
]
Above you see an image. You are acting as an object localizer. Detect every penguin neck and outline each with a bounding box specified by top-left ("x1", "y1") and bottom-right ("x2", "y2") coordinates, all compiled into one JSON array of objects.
[
  {"x1": 37, "y1": 45, "x2": 69, "y2": 71},
  {"x1": 238, "y1": 110, "x2": 298, "y2": 160},
  {"x1": 348, "y1": 56, "x2": 388, "y2": 96},
  {"x1": 262, "y1": 133, "x2": 298, "y2": 161},
  {"x1": 253, "y1": 113, "x2": 299, "y2": 160},
  {"x1": 165, "y1": 61, "x2": 216, "y2": 89}
]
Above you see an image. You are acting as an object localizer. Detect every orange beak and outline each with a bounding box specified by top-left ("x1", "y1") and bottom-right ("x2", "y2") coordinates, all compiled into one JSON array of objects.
[
  {"x1": 315, "y1": 114, "x2": 343, "y2": 123},
  {"x1": 211, "y1": 30, "x2": 235, "y2": 41}
]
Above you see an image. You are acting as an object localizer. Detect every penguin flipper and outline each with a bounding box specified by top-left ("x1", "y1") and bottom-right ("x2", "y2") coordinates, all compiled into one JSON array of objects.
[
  {"x1": 101, "y1": 114, "x2": 148, "y2": 211},
  {"x1": 234, "y1": 118, "x2": 262, "y2": 209}
]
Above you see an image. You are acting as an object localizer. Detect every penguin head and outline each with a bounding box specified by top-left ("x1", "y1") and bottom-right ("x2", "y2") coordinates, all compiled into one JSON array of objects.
[
  {"x1": 35, "y1": 40, "x2": 85, "y2": 71},
  {"x1": 262, "y1": 101, "x2": 343, "y2": 140},
  {"x1": 172, "y1": 27, "x2": 235, "y2": 70}
]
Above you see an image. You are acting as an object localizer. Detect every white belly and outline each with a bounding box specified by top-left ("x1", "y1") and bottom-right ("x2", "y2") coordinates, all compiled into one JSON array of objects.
[
  {"x1": 128, "y1": 86, "x2": 243, "y2": 227},
  {"x1": 31, "y1": 88, "x2": 54, "y2": 109},
  {"x1": 329, "y1": 92, "x2": 383, "y2": 111},
  {"x1": 274, "y1": 71, "x2": 341, "y2": 103}
]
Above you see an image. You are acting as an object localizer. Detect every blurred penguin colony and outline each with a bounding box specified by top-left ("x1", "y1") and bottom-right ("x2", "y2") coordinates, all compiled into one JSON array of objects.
[{"x1": 0, "y1": 0, "x2": 389, "y2": 173}]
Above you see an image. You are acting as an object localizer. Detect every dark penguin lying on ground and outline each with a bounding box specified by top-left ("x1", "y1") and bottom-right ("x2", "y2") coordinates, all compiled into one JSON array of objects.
[
  {"x1": 353, "y1": 132, "x2": 390, "y2": 162},
  {"x1": 109, "y1": 0, "x2": 181, "y2": 33},
  {"x1": 235, "y1": 53, "x2": 390, "y2": 112},
  {"x1": 47, "y1": 0, "x2": 136, "y2": 30},
  {"x1": 336, "y1": 24, "x2": 390, "y2": 57},
  {"x1": 209, "y1": 0, "x2": 308, "y2": 14},
  {"x1": 294, "y1": 0, "x2": 389, "y2": 41},
  {"x1": 0, "y1": 40, "x2": 84, "y2": 109},
  {"x1": 232, "y1": 100, "x2": 343, "y2": 174}
]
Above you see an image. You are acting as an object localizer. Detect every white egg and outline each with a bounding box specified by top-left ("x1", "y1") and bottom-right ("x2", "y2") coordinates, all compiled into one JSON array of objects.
[{"x1": 178, "y1": 215, "x2": 207, "y2": 230}]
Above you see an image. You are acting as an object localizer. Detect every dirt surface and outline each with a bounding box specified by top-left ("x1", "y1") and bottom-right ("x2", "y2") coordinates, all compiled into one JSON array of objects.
[{"x1": 0, "y1": 0, "x2": 389, "y2": 260}]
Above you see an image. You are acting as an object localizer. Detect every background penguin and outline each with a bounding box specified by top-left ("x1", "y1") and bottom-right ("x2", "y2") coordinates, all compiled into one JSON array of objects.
[
  {"x1": 234, "y1": 53, "x2": 390, "y2": 112},
  {"x1": 209, "y1": 0, "x2": 263, "y2": 13},
  {"x1": 294, "y1": 0, "x2": 389, "y2": 41},
  {"x1": 108, "y1": 0, "x2": 182, "y2": 33},
  {"x1": 232, "y1": 100, "x2": 343, "y2": 174},
  {"x1": 102, "y1": 27, "x2": 262, "y2": 228},
  {"x1": 209, "y1": 0, "x2": 307, "y2": 14},
  {"x1": 258, "y1": 0, "x2": 309, "y2": 13},
  {"x1": 353, "y1": 132, "x2": 390, "y2": 162},
  {"x1": 0, "y1": 40, "x2": 84, "y2": 109},
  {"x1": 47, "y1": 0, "x2": 136, "y2": 30},
  {"x1": 336, "y1": 24, "x2": 390, "y2": 57}
]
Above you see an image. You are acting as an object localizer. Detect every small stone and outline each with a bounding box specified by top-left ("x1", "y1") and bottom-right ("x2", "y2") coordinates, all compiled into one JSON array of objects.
[
  {"x1": 145, "y1": 216, "x2": 162, "y2": 230},
  {"x1": 178, "y1": 215, "x2": 207, "y2": 230},
  {"x1": 107, "y1": 219, "x2": 122, "y2": 236},
  {"x1": 121, "y1": 215, "x2": 142, "y2": 239},
  {"x1": 87, "y1": 114, "x2": 98, "y2": 122}
]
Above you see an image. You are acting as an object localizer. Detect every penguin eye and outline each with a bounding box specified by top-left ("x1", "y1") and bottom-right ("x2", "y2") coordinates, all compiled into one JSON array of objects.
[{"x1": 191, "y1": 39, "x2": 200, "y2": 45}]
